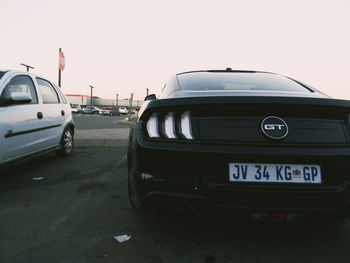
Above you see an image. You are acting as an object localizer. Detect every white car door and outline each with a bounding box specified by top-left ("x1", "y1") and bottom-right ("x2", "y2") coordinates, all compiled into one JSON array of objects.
[
  {"x1": 0, "y1": 74, "x2": 47, "y2": 163},
  {"x1": 34, "y1": 78, "x2": 66, "y2": 147}
]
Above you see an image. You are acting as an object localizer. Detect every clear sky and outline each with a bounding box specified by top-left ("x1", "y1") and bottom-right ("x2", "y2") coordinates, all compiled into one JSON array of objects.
[{"x1": 1, "y1": 0, "x2": 349, "y2": 101}]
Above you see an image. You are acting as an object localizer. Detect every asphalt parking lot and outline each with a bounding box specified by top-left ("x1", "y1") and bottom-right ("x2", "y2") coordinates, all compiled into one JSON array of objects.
[
  {"x1": 73, "y1": 114, "x2": 130, "y2": 147},
  {"x1": 1, "y1": 115, "x2": 350, "y2": 263}
]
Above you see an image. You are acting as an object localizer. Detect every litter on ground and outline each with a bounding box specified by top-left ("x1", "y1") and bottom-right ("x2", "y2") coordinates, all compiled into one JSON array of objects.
[{"x1": 113, "y1": 234, "x2": 131, "y2": 243}]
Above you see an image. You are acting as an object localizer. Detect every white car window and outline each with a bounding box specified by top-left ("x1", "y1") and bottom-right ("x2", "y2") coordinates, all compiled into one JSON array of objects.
[
  {"x1": 1, "y1": 75, "x2": 38, "y2": 104},
  {"x1": 53, "y1": 83, "x2": 68, "y2": 104},
  {"x1": 36, "y1": 78, "x2": 60, "y2": 104}
]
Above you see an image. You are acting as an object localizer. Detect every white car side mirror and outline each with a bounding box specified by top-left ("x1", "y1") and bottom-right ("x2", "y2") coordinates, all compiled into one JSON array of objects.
[{"x1": 10, "y1": 92, "x2": 32, "y2": 103}]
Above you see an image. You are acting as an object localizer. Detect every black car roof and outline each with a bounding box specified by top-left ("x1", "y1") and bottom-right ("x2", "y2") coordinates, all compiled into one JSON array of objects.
[{"x1": 176, "y1": 69, "x2": 272, "y2": 75}]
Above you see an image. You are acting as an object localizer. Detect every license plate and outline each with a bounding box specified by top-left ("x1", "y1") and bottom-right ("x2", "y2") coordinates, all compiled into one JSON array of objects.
[{"x1": 228, "y1": 163, "x2": 322, "y2": 184}]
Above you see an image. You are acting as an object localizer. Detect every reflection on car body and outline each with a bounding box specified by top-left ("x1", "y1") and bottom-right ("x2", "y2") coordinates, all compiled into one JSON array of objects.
[
  {"x1": 127, "y1": 69, "x2": 350, "y2": 220},
  {"x1": 0, "y1": 70, "x2": 74, "y2": 166}
]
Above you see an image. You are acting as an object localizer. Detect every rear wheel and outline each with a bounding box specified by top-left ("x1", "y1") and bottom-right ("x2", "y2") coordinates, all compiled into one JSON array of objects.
[
  {"x1": 128, "y1": 153, "x2": 145, "y2": 210},
  {"x1": 128, "y1": 159, "x2": 140, "y2": 209},
  {"x1": 128, "y1": 174, "x2": 137, "y2": 209},
  {"x1": 56, "y1": 127, "x2": 74, "y2": 157}
]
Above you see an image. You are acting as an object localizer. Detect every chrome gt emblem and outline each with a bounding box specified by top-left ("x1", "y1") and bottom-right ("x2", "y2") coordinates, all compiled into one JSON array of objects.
[{"x1": 261, "y1": 116, "x2": 288, "y2": 140}]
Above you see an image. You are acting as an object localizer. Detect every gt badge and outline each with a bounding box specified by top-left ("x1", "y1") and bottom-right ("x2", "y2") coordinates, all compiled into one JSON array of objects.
[{"x1": 261, "y1": 116, "x2": 288, "y2": 139}]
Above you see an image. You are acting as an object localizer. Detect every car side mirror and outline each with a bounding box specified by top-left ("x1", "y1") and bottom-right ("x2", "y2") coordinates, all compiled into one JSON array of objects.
[
  {"x1": 0, "y1": 92, "x2": 32, "y2": 106},
  {"x1": 10, "y1": 92, "x2": 32, "y2": 104},
  {"x1": 144, "y1": 94, "x2": 156, "y2": 101}
]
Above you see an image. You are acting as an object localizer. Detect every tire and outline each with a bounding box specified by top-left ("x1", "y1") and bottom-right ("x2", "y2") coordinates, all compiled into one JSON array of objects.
[
  {"x1": 128, "y1": 174, "x2": 137, "y2": 209},
  {"x1": 56, "y1": 127, "x2": 74, "y2": 157},
  {"x1": 128, "y1": 154, "x2": 144, "y2": 210}
]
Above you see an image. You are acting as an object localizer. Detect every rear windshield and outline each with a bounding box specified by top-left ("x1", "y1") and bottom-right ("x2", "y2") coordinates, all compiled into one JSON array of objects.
[{"x1": 177, "y1": 72, "x2": 311, "y2": 93}]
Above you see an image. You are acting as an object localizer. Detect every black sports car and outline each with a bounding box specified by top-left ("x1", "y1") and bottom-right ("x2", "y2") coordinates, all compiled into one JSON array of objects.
[{"x1": 127, "y1": 69, "x2": 350, "y2": 219}]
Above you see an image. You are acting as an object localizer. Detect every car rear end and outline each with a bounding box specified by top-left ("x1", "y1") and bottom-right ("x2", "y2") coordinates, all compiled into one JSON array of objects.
[
  {"x1": 128, "y1": 71, "x2": 350, "y2": 218},
  {"x1": 129, "y1": 96, "x2": 350, "y2": 217}
]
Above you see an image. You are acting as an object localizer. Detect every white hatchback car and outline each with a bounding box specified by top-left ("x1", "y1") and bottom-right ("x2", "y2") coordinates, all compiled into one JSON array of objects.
[{"x1": 0, "y1": 70, "x2": 74, "y2": 166}]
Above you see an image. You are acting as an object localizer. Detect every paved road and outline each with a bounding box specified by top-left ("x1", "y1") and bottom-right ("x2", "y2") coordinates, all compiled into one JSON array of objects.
[
  {"x1": 1, "y1": 115, "x2": 350, "y2": 263},
  {"x1": 73, "y1": 114, "x2": 131, "y2": 147},
  {"x1": 2, "y1": 147, "x2": 350, "y2": 263},
  {"x1": 72, "y1": 114, "x2": 130, "y2": 130}
]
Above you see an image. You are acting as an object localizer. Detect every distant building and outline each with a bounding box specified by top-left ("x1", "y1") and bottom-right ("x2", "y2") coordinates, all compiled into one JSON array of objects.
[
  {"x1": 65, "y1": 94, "x2": 143, "y2": 109},
  {"x1": 65, "y1": 94, "x2": 89, "y2": 106}
]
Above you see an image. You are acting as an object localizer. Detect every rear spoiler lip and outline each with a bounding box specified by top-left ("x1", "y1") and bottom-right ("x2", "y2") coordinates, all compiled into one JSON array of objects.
[
  {"x1": 137, "y1": 96, "x2": 350, "y2": 121},
  {"x1": 145, "y1": 96, "x2": 350, "y2": 110}
]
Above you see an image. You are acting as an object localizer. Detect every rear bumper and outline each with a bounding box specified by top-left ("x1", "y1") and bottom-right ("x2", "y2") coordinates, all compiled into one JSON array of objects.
[
  {"x1": 140, "y1": 184, "x2": 350, "y2": 215},
  {"x1": 130, "y1": 141, "x2": 350, "y2": 214},
  {"x1": 137, "y1": 166, "x2": 350, "y2": 212}
]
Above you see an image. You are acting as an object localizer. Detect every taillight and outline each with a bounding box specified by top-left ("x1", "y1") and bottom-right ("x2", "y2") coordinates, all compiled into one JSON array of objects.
[
  {"x1": 164, "y1": 112, "x2": 177, "y2": 139},
  {"x1": 180, "y1": 111, "x2": 194, "y2": 140},
  {"x1": 146, "y1": 113, "x2": 160, "y2": 138},
  {"x1": 145, "y1": 111, "x2": 194, "y2": 140}
]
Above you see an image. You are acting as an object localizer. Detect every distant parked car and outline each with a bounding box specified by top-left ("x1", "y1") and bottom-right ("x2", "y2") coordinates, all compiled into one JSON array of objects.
[
  {"x1": 70, "y1": 104, "x2": 81, "y2": 114},
  {"x1": 82, "y1": 107, "x2": 92, "y2": 114},
  {"x1": 119, "y1": 107, "x2": 128, "y2": 114},
  {"x1": 109, "y1": 108, "x2": 121, "y2": 116},
  {"x1": 92, "y1": 106, "x2": 100, "y2": 114},
  {"x1": 99, "y1": 107, "x2": 111, "y2": 115},
  {"x1": 82, "y1": 106, "x2": 99, "y2": 114},
  {"x1": 0, "y1": 70, "x2": 74, "y2": 166}
]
